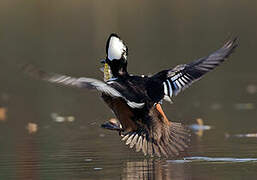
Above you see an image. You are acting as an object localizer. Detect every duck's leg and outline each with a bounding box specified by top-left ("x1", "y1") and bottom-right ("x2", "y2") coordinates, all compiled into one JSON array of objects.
[{"x1": 155, "y1": 104, "x2": 171, "y2": 125}]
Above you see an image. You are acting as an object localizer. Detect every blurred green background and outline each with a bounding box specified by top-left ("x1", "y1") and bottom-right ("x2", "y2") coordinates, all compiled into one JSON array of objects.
[{"x1": 0, "y1": 0, "x2": 256, "y2": 179}]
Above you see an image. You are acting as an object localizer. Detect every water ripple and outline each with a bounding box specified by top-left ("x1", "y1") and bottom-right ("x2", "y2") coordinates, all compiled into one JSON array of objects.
[{"x1": 167, "y1": 156, "x2": 257, "y2": 163}]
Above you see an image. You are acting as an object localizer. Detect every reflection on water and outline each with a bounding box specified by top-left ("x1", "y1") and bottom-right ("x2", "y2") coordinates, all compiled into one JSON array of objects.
[
  {"x1": 123, "y1": 159, "x2": 187, "y2": 180},
  {"x1": 123, "y1": 159, "x2": 154, "y2": 180},
  {"x1": 122, "y1": 156, "x2": 257, "y2": 180}
]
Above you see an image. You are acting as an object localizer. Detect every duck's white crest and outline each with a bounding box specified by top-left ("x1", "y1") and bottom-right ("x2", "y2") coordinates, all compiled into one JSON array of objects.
[{"x1": 107, "y1": 36, "x2": 127, "y2": 61}]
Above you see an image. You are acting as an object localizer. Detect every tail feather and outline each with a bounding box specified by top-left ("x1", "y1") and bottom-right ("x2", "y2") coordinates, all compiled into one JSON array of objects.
[
  {"x1": 121, "y1": 122, "x2": 190, "y2": 157},
  {"x1": 152, "y1": 143, "x2": 161, "y2": 157},
  {"x1": 165, "y1": 139, "x2": 179, "y2": 156},
  {"x1": 147, "y1": 141, "x2": 153, "y2": 156},
  {"x1": 129, "y1": 134, "x2": 138, "y2": 148},
  {"x1": 158, "y1": 140, "x2": 169, "y2": 157},
  {"x1": 121, "y1": 133, "x2": 130, "y2": 141},
  {"x1": 125, "y1": 133, "x2": 136, "y2": 145},
  {"x1": 135, "y1": 136, "x2": 143, "y2": 152},
  {"x1": 142, "y1": 137, "x2": 148, "y2": 156},
  {"x1": 169, "y1": 133, "x2": 185, "y2": 152}
]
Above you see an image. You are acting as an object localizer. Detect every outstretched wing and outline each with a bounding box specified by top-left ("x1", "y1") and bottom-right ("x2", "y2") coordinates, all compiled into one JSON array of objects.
[
  {"x1": 23, "y1": 64, "x2": 144, "y2": 108},
  {"x1": 155, "y1": 38, "x2": 238, "y2": 101}
]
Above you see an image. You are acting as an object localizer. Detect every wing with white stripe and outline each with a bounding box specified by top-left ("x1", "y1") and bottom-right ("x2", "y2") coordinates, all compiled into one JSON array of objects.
[
  {"x1": 23, "y1": 64, "x2": 145, "y2": 108},
  {"x1": 162, "y1": 37, "x2": 238, "y2": 100}
]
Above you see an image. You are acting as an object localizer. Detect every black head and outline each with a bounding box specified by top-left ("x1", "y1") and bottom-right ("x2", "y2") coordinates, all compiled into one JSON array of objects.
[{"x1": 101, "y1": 33, "x2": 128, "y2": 77}]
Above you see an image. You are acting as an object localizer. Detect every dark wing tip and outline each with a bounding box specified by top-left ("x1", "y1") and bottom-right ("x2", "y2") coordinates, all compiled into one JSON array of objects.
[
  {"x1": 222, "y1": 37, "x2": 239, "y2": 57},
  {"x1": 22, "y1": 63, "x2": 81, "y2": 88},
  {"x1": 22, "y1": 63, "x2": 51, "y2": 80},
  {"x1": 160, "y1": 36, "x2": 239, "y2": 100},
  {"x1": 223, "y1": 36, "x2": 239, "y2": 48}
]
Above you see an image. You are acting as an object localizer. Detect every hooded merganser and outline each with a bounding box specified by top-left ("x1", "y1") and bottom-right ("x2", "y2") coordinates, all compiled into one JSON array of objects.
[{"x1": 24, "y1": 34, "x2": 238, "y2": 157}]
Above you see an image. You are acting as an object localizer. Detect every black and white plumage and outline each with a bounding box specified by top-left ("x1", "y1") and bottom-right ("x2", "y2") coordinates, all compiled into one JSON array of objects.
[
  {"x1": 106, "y1": 34, "x2": 128, "y2": 61},
  {"x1": 24, "y1": 33, "x2": 238, "y2": 157},
  {"x1": 157, "y1": 38, "x2": 238, "y2": 102},
  {"x1": 23, "y1": 64, "x2": 145, "y2": 109}
]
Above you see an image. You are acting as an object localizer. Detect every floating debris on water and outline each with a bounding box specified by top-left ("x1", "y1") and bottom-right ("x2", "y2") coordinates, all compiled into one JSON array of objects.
[
  {"x1": 93, "y1": 167, "x2": 103, "y2": 170},
  {"x1": 0, "y1": 107, "x2": 7, "y2": 121},
  {"x1": 54, "y1": 116, "x2": 65, "y2": 123},
  {"x1": 225, "y1": 133, "x2": 257, "y2": 138},
  {"x1": 26, "y1": 122, "x2": 38, "y2": 134},
  {"x1": 189, "y1": 118, "x2": 212, "y2": 137},
  {"x1": 84, "y1": 158, "x2": 93, "y2": 162},
  {"x1": 246, "y1": 84, "x2": 257, "y2": 94},
  {"x1": 51, "y1": 113, "x2": 75, "y2": 123},
  {"x1": 67, "y1": 116, "x2": 75, "y2": 122},
  {"x1": 234, "y1": 103, "x2": 255, "y2": 110}
]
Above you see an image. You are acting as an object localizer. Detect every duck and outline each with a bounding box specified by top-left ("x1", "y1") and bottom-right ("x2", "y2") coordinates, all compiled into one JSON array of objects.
[{"x1": 24, "y1": 33, "x2": 238, "y2": 157}]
